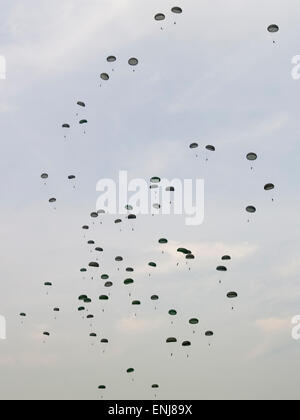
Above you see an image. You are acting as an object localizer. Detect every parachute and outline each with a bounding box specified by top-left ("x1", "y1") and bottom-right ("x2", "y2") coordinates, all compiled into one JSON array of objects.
[
  {"x1": 171, "y1": 7, "x2": 183, "y2": 14},
  {"x1": 100, "y1": 73, "x2": 109, "y2": 81},
  {"x1": 216, "y1": 266, "x2": 227, "y2": 272},
  {"x1": 154, "y1": 13, "x2": 165, "y2": 21},
  {"x1": 149, "y1": 262, "x2": 157, "y2": 269},
  {"x1": 128, "y1": 58, "x2": 139, "y2": 67},
  {"x1": 227, "y1": 292, "x2": 238, "y2": 299},
  {"x1": 246, "y1": 206, "x2": 257, "y2": 214},
  {"x1": 124, "y1": 279, "x2": 134, "y2": 285},
  {"x1": 89, "y1": 262, "x2": 99, "y2": 268},
  {"x1": 246, "y1": 152, "x2": 257, "y2": 161},
  {"x1": 79, "y1": 120, "x2": 88, "y2": 125},
  {"x1": 268, "y1": 24, "x2": 279, "y2": 33},
  {"x1": 166, "y1": 337, "x2": 177, "y2": 343},
  {"x1": 77, "y1": 101, "x2": 85, "y2": 107},
  {"x1": 177, "y1": 248, "x2": 191, "y2": 255},
  {"x1": 107, "y1": 56, "x2": 116, "y2": 63},
  {"x1": 169, "y1": 309, "x2": 177, "y2": 316},
  {"x1": 150, "y1": 177, "x2": 161, "y2": 184},
  {"x1": 206, "y1": 145, "x2": 216, "y2": 152},
  {"x1": 264, "y1": 183, "x2": 275, "y2": 191}
]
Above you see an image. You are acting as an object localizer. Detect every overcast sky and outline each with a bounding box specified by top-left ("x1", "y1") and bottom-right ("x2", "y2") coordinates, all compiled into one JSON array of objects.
[{"x1": 0, "y1": 0, "x2": 300, "y2": 400}]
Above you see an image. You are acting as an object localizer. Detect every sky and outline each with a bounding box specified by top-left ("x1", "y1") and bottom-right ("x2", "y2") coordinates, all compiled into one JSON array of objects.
[{"x1": 0, "y1": 0, "x2": 300, "y2": 400}]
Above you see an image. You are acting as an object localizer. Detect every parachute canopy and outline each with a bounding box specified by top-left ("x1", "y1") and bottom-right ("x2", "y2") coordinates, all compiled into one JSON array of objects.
[
  {"x1": 171, "y1": 7, "x2": 183, "y2": 14},
  {"x1": 128, "y1": 58, "x2": 139, "y2": 66},
  {"x1": 264, "y1": 183, "x2": 275, "y2": 191},
  {"x1": 246, "y1": 152, "x2": 257, "y2": 161},
  {"x1": 268, "y1": 24, "x2": 279, "y2": 33},
  {"x1": 100, "y1": 73, "x2": 109, "y2": 81},
  {"x1": 154, "y1": 13, "x2": 165, "y2": 21},
  {"x1": 246, "y1": 206, "x2": 257, "y2": 214}
]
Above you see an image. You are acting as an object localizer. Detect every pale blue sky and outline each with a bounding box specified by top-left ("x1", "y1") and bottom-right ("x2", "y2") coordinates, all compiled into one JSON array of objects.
[{"x1": 0, "y1": 0, "x2": 300, "y2": 400}]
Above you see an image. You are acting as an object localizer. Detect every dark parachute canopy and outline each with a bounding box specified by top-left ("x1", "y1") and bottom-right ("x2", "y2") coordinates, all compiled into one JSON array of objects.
[
  {"x1": 227, "y1": 292, "x2": 238, "y2": 299},
  {"x1": 268, "y1": 24, "x2": 279, "y2": 33},
  {"x1": 166, "y1": 337, "x2": 177, "y2": 343},
  {"x1": 189, "y1": 143, "x2": 198, "y2": 149},
  {"x1": 150, "y1": 176, "x2": 161, "y2": 184},
  {"x1": 128, "y1": 58, "x2": 139, "y2": 67},
  {"x1": 89, "y1": 262, "x2": 99, "y2": 268},
  {"x1": 77, "y1": 101, "x2": 85, "y2": 107},
  {"x1": 206, "y1": 145, "x2": 216, "y2": 152},
  {"x1": 264, "y1": 183, "x2": 275, "y2": 191},
  {"x1": 246, "y1": 206, "x2": 257, "y2": 214},
  {"x1": 169, "y1": 309, "x2": 177, "y2": 316},
  {"x1": 158, "y1": 238, "x2": 168, "y2": 244},
  {"x1": 186, "y1": 254, "x2": 195, "y2": 260},
  {"x1": 171, "y1": 7, "x2": 183, "y2": 14},
  {"x1": 62, "y1": 124, "x2": 70, "y2": 128},
  {"x1": 41, "y1": 173, "x2": 48, "y2": 180},
  {"x1": 149, "y1": 262, "x2": 157, "y2": 267},
  {"x1": 246, "y1": 152, "x2": 258, "y2": 161},
  {"x1": 124, "y1": 279, "x2": 134, "y2": 285},
  {"x1": 189, "y1": 318, "x2": 199, "y2": 325},
  {"x1": 177, "y1": 248, "x2": 191, "y2": 255},
  {"x1": 154, "y1": 13, "x2": 165, "y2": 21},
  {"x1": 100, "y1": 73, "x2": 109, "y2": 81},
  {"x1": 107, "y1": 56, "x2": 116, "y2": 63},
  {"x1": 216, "y1": 266, "x2": 227, "y2": 272}
]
